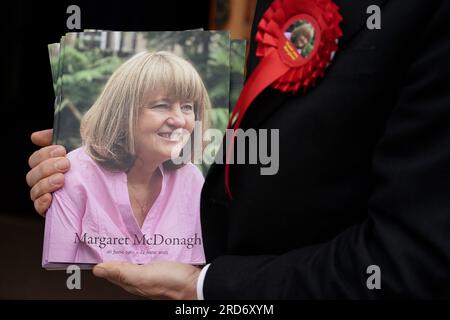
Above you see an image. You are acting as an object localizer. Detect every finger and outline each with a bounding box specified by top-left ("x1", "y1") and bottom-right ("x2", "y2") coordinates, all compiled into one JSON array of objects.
[
  {"x1": 26, "y1": 157, "x2": 69, "y2": 187},
  {"x1": 30, "y1": 173, "x2": 65, "y2": 201},
  {"x1": 34, "y1": 193, "x2": 52, "y2": 217},
  {"x1": 31, "y1": 129, "x2": 53, "y2": 147},
  {"x1": 93, "y1": 262, "x2": 144, "y2": 288},
  {"x1": 28, "y1": 145, "x2": 67, "y2": 169}
]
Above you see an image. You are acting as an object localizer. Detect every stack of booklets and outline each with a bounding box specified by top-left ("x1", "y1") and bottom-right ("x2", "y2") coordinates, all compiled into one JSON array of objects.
[{"x1": 43, "y1": 30, "x2": 246, "y2": 269}]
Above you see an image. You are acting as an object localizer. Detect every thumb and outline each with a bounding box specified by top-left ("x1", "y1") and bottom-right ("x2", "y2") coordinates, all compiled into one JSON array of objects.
[
  {"x1": 31, "y1": 129, "x2": 53, "y2": 147},
  {"x1": 93, "y1": 261, "x2": 142, "y2": 287}
]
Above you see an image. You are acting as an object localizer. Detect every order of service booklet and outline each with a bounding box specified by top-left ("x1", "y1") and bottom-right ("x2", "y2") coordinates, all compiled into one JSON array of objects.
[{"x1": 43, "y1": 29, "x2": 246, "y2": 269}]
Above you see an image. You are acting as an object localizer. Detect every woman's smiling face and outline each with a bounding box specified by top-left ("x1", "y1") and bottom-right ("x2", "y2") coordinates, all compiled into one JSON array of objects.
[
  {"x1": 134, "y1": 94, "x2": 196, "y2": 163},
  {"x1": 296, "y1": 35, "x2": 309, "y2": 49}
]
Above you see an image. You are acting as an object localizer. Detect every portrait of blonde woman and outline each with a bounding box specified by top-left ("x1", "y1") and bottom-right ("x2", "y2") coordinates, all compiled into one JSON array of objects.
[
  {"x1": 284, "y1": 21, "x2": 315, "y2": 58},
  {"x1": 42, "y1": 51, "x2": 209, "y2": 267}
]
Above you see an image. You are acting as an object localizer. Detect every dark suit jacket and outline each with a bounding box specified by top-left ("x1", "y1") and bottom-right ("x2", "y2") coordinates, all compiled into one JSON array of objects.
[{"x1": 200, "y1": 0, "x2": 450, "y2": 298}]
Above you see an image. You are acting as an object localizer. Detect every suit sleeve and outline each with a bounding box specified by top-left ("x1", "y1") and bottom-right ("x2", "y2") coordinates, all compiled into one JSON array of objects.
[{"x1": 203, "y1": 2, "x2": 450, "y2": 299}]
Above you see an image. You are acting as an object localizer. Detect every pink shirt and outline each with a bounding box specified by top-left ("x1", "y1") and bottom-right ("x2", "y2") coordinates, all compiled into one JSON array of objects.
[{"x1": 42, "y1": 147, "x2": 205, "y2": 268}]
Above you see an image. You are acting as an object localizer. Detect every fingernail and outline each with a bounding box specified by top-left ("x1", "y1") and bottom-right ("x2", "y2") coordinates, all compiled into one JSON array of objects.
[
  {"x1": 49, "y1": 174, "x2": 64, "y2": 185},
  {"x1": 93, "y1": 266, "x2": 107, "y2": 278},
  {"x1": 54, "y1": 159, "x2": 69, "y2": 171},
  {"x1": 50, "y1": 146, "x2": 65, "y2": 157}
]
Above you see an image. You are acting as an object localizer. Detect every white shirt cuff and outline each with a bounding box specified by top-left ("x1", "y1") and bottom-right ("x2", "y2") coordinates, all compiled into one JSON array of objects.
[{"x1": 196, "y1": 263, "x2": 211, "y2": 300}]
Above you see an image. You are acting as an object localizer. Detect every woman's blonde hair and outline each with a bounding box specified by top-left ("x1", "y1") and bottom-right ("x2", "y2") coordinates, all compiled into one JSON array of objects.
[{"x1": 80, "y1": 51, "x2": 210, "y2": 171}]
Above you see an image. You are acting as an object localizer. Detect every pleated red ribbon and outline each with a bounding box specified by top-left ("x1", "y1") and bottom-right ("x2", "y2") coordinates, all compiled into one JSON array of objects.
[{"x1": 225, "y1": 0, "x2": 343, "y2": 198}]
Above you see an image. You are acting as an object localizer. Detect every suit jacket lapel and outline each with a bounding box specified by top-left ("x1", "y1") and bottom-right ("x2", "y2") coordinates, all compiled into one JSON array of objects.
[{"x1": 239, "y1": 0, "x2": 390, "y2": 130}]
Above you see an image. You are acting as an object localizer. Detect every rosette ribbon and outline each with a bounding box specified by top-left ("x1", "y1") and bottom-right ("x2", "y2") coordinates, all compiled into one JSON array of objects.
[{"x1": 225, "y1": 0, "x2": 343, "y2": 198}]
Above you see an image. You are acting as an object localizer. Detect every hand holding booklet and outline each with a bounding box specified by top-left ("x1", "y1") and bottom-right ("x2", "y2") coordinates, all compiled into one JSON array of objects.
[{"x1": 43, "y1": 30, "x2": 246, "y2": 269}]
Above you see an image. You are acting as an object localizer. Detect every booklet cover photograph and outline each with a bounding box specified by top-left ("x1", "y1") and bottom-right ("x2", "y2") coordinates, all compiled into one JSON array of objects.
[{"x1": 43, "y1": 30, "x2": 243, "y2": 269}]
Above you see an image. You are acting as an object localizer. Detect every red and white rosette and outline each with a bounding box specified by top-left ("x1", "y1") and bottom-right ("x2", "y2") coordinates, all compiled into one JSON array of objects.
[{"x1": 225, "y1": 0, "x2": 343, "y2": 198}]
